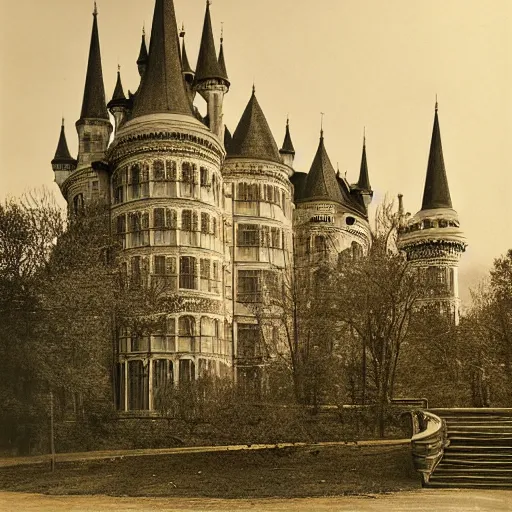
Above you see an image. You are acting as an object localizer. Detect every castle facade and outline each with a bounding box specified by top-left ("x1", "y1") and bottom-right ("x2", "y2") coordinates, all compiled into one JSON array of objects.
[{"x1": 51, "y1": 0, "x2": 465, "y2": 411}]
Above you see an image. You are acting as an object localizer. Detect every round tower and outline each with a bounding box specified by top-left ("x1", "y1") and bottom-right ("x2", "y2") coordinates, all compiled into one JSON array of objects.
[
  {"x1": 397, "y1": 104, "x2": 467, "y2": 324},
  {"x1": 293, "y1": 129, "x2": 372, "y2": 268},
  {"x1": 193, "y1": 1, "x2": 230, "y2": 140},
  {"x1": 108, "y1": 0, "x2": 231, "y2": 412},
  {"x1": 222, "y1": 87, "x2": 294, "y2": 390}
]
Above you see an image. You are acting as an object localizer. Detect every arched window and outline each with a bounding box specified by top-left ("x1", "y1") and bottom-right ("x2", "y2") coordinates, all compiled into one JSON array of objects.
[
  {"x1": 128, "y1": 360, "x2": 148, "y2": 410},
  {"x1": 73, "y1": 193, "x2": 84, "y2": 215},
  {"x1": 179, "y1": 316, "x2": 195, "y2": 337}
]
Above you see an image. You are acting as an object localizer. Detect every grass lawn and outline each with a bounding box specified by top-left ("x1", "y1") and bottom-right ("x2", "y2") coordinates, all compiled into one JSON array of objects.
[{"x1": 0, "y1": 445, "x2": 420, "y2": 499}]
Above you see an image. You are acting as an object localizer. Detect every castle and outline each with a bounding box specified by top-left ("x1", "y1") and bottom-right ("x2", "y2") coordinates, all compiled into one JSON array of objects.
[{"x1": 51, "y1": 0, "x2": 466, "y2": 411}]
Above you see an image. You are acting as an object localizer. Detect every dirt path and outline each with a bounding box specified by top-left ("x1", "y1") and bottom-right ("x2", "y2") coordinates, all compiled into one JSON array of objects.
[{"x1": 1, "y1": 490, "x2": 511, "y2": 512}]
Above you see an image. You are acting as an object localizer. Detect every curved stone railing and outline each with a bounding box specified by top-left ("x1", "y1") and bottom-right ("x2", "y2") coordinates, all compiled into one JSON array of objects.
[{"x1": 410, "y1": 410, "x2": 449, "y2": 485}]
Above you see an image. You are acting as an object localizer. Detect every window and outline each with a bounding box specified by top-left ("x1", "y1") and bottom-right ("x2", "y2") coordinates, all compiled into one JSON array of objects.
[
  {"x1": 237, "y1": 324, "x2": 261, "y2": 359},
  {"x1": 200, "y1": 167, "x2": 208, "y2": 187},
  {"x1": 115, "y1": 215, "x2": 126, "y2": 248},
  {"x1": 237, "y1": 224, "x2": 259, "y2": 246},
  {"x1": 128, "y1": 360, "x2": 148, "y2": 410},
  {"x1": 314, "y1": 235, "x2": 327, "y2": 253},
  {"x1": 200, "y1": 317, "x2": 215, "y2": 353},
  {"x1": 91, "y1": 180, "x2": 99, "y2": 194},
  {"x1": 211, "y1": 261, "x2": 220, "y2": 294},
  {"x1": 181, "y1": 162, "x2": 196, "y2": 197},
  {"x1": 128, "y1": 211, "x2": 149, "y2": 247},
  {"x1": 179, "y1": 359, "x2": 195, "y2": 383},
  {"x1": 166, "y1": 160, "x2": 177, "y2": 181},
  {"x1": 181, "y1": 210, "x2": 198, "y2": 246},
  {"x1": 153, "y1": 256, "x2": 177, "y2": 291},
  {"x1": 182, "y1": 210, "x2": 192, "y2": 231},
  {"x1": 178, "y1": 317, "x2": 196, "y2": 353},
  {"x1": 200, "y1": 258, "x2": 211, "y2": 292},
  {"x1": 72, "y1": 193, "x2": 84, "y2": 215},
  {"x1": 130, "y1": 164, "x2": 140, "y2": 198},
  {"x1": 351, "y1": 241, "x2": 363, "y2": 260},
  {"x1": 201, "y1": 212, "x2": 210, "y2": 234},
  {"x1": 153, "y1": 160, "x2": 165, "y2": 181},
  {"x1": 179, "y1": 256, "x2": 197, "y2": 289},
  {"x1": 237, "y1": 270, "x2": 261, "y2": 303},
  {"x1": 152, "y1": 360, "x2": 171, "y2": 404},
  {"x1": 270, "y1": 227, "x2": 281, "y2": 249},
  {"x1": 212, "y1": 217, "x2": 217, "y2": 237},
  {"x1": 237, "y1": 182, "x2": 260, "y2": 201}
]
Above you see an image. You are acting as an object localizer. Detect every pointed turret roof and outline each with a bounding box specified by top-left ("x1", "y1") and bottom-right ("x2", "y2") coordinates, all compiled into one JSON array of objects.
[
  {"x1": 357, "y1": 135, "x2": 371, "y2": 191},
  {"x1": 137, "y1": 28, "x2": 149, "y2": 67},
  {"x1": 218, "y1": 38, "x2": 229, "y2": 82},
  {"x1": 302, "y1": 131, "x2": 344, "y2": 203},
  {"x1": 131, "y1": 0, "x2": 193, "y2": 119},
  {"x1": 181, "y1": 33, "x2": 194, "y2": 75},
  {"x1": 112, "y1": 68, "x2": 126, "y2": 101},
  {"x1": 227, "y1": 88, "x2": 281, "y2": 163},
  {"x1": 421, "y1": 103, "x2": 453, "y2": 210},
  {"x1": 79, "y1": 5, "x2": 109, "y2": 121},
  {"x1": 280, "y1": 118, "x2": 295, "y2": 154},
  {"x1": 52, "y1": 120, "x2": 76, "y2": 164},
  {"x1": 195, "y1": 2, "x2": 225, "y2": 82}
]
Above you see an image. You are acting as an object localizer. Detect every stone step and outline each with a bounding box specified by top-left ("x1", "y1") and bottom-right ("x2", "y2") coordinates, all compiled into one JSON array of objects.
[
  {"x1": 445, "y1": 444, "x2": 512, "y2": 452},
  {"x1": 427, "y1": 480, "x2": 512, "y2": 489},
  {"x1": 435, "y1": 467, "x2": 512, "y2": 475},
  {"x1": 443, "y1": 452, "x2": 512, "y2": 460}
]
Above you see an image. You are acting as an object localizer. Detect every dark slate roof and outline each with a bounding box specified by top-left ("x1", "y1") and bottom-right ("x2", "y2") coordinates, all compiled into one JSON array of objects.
[
  {"x1": 421, "y1": 105, "x2": 453, "y2": 210},
  {"x1": 357, "y1": 138, "x2": 371, "y2": 191},
  {"x1": 227, "y1": 89, "x2": 281, "y2": 163},
  {"x1": 218, "y1": 41, "x2": 229, "y2": 82},
  {"x1": 111, "y1": 70, "x2": 126, "y2": 102},
  {"x1": 181, "y1": 37, "x2": 194, "y2": 75},
  {"x1": 290, "y1": 172, "x2": 308, "y2": 202},
  {"x1": 131, "y1": 0, "x2": 193, "y2": 119},
  {"x1": 280, "y1": 118, "x2": 295, "y2": 154},
  {"x1": 195, "y1": 3, "x2": 225, "y2": 82},
  {"x1": 224, "y1": 125, "x2": 232, "y2": 149},
  {"x1": 52, "y1": 121, "x2": 76, "y2": 164},
  {"x1": 301, "y1": 133, "x2": 344, "y2": 203},
  {"x1": 79, "y1": 9, "x2": 109, "y2": 121},
  {"x1": 137, "y1": 30, "x2": 149, "y2": 67}
]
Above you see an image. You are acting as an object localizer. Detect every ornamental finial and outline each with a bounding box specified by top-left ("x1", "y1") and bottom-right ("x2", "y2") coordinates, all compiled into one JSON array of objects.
[{"x1": 93, "y1": 2, "x2": 98, "y2": 16}]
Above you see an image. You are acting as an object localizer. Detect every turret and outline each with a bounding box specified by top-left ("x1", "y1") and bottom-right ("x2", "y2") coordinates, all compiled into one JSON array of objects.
[
  {"x1": 279, "y1": 117, "x2": 295, "y2": 171},
  {"x1": 193, "y1": 1, "x2": 230, "y2": 139},
  {"x1": 397, "y1": 102, "x2": 467, "y2": 324},
  {"x1": 137, "y1": 26, "x2": 149, "y2": 77},
  {"x1": 179, "y1": 25, "x2": 195, "y2": 101},
  {"x1": 52, "y1": 119, "x2": 77, "y2": 188},
  {"x1": 75, "y1": 3, "x2": 112, "y2": 168},
  {"x1": 353, "y1": 133, "x2": 373, "y2": 209},
  {"x1": 107, "y1": 66, "x2": 129, "y2": 131}
]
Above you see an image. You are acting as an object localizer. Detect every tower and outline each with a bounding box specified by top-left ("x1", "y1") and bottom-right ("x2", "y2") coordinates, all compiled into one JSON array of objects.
[
  {"x1": 397, "y1": 103, "x2": 467, "y2": 324},
  {"x1": 293, "y1": 128, "x2": 372, "y2": 267},
  {"x1": 222, "y1": 87, "x2": 294, "y2": 390},
  {"x1": 279, "y1": 118, "x2": 295, "y2": 170},
  {"x1": 108, "y1": 0, "x2": 231, "y2": 411},
  {"x1": 107, "y1": 67, "x2": 129, "y2": 132},
  {"x1": 353, "y1": 133, "x2": 373, "y2": 209},
  {"x1": 52, "y1": 3, "x2": 112, "y2": 212},
  {"x1": 52, "y1": 119, "x2": 77, "y2": 188},
  {"x1": 193, "y1": 1, "x2": 230, "y2": 140}
]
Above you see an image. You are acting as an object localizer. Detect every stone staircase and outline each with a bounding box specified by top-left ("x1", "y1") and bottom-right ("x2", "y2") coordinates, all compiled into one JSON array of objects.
[{"x1": 427, "y1": 408, "x2": 512, "y2": 488}]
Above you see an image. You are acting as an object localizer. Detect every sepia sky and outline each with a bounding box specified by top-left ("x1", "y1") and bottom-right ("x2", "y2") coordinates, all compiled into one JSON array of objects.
[{"x1": 1, "y1": 0, "x2": 511, "y2": 303}]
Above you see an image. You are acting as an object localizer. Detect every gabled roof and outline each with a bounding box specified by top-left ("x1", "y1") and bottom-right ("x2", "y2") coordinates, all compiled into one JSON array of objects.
[
  {"x1": 79, "y1": 7, "x2": 109, "y2": 121},
  {"x1": 357, "y1": 136, "x2": 371, "y2": 191},
  {"x1": 421, "y1": 104, "x2": 453, "y2": 210},
  {"x1": 302, "y1": 132, "x2": 344, "y2": 203},
  {"x1": 131, "y1": 0, "x2": 193, "y2": 119},
  {"x1": 52, "y1": 121, "x2": 76, "y2": 165},
  {"x1": 195, "y1": 2, "x2": 225, "y2": 82},
  {"x1": 227, "y1": 88, "x2": 281, "y2": 163},
  {"x1": 280, "y1": 118, "x2": 295, "y2": 154}
]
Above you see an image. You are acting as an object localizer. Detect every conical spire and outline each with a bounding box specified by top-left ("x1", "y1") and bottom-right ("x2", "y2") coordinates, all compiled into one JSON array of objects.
[
  {"x1": 180, "y1": 26, "x2": 194, "y2": 75},
  {"x1": 218, "y1": 25, "x2": 229, "y2": 82},
  {"x1": 52, "y1": 120, "x2": 75, "y2": 164},
  {"x1": 421, "y1": 103, "x2": 453, "y2": 210},
  {"x1": 195, "y1": 1, "x2": 225, "y2": 82},
  {"x1": 137, "y1": 26, "x2": 149, "y2": 76},
  {"x1": 357, "y1": 133, "x2": 371, "y2": 191},
  {"x1": 227, "y1": 88, "x2": 281, "y2": 163},
  {"x1": 111, "y1": 67, "x2": 126, "y2": 102},
  {"x1": 303, "y1": 131, "x2": 344, "y2": 203},
  {"x1": 280, "y1": 117, "x2": 295, "y2": 154},
  {"x1": 132, "y1": 0, "x2": 193, "y2": 119},
  {"x1": 79, "y1": 4, "x2": 109, "y2": 121}
]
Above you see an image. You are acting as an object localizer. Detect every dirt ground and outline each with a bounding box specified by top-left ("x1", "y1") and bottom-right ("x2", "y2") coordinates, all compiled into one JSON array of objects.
[{"x1": 1, "y1": 489, "x2": 511, "y2": 512}]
